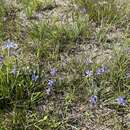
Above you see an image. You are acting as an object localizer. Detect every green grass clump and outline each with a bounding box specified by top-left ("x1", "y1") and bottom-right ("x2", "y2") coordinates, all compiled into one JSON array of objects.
[
  {"x1": 75, "y1": 0, "x2": 127, "y2": 25},
  {"x1": 0, "y1": 0, "x2": 5, "y2": 40},
  {"x1": 29, "y1": 15, "x2": 92, "y2": 60},
  {"x1": 21, "y1": 0, "x2": 55, "y2": 17},
  {"x1": 21, "y1": 0, "x2": 42, "y2": 17}
]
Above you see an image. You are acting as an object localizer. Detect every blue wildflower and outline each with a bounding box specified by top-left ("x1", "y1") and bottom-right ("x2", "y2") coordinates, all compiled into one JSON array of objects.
[
  {"x1": 90, "y1": 95, "x2": 97, "y2": 105},
  {"x1": 117, "y1": 96, "x2": 127, "y2": 106},
  {"x1": 46, "y1": 80, "x2": 55, "y2": 94},
  {"x1": 0, "y1": 56, "x2": 4, "y2": 63},
  {"x1": 80, "y1": 8, "x2": 87, "y2": 14},
  {"x1": 96, "y1": 66, "x2": 108, "y2": 75},
  {"x1": 11, "y1": 65, "x2": 16, "y2": 75},
  {"x1": 84, "y1": 70, "x2": 93, "y2": 77},
  {"x1": 48, "y1": 80, "x2": 55, "y2": 87},
  {"x1": 50, "y1": 68, "x2": 57, "y2": 77},
  {"x1": 32, "y1": 73, "x2": 39, "y2": 82},
  {"x1": 3, "y1": 39, "x2": 17, "y2": 49}
]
